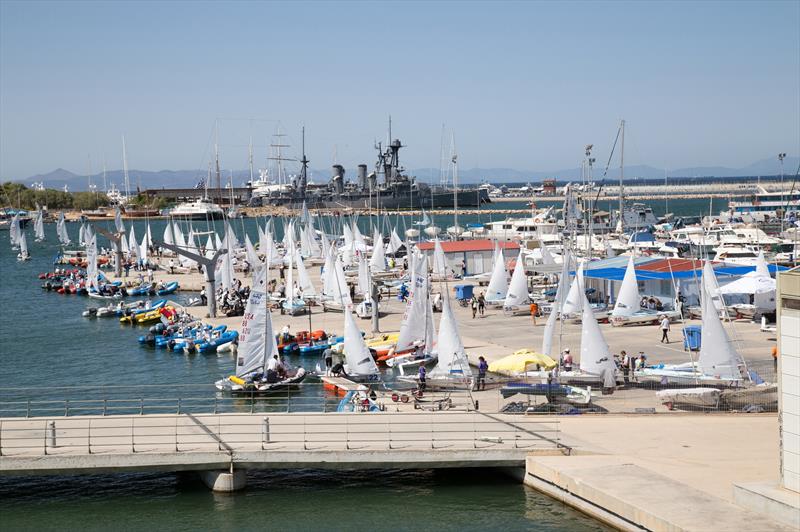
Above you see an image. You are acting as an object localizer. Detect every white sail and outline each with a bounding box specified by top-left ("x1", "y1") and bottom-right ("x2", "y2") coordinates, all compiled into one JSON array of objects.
[
  {"x1": 18, "y1": 230, "x2": 29, "y2": 257},
  {"x1": 215, "y1": 232, "x2": 223, "y2": 251},
  {"x1": 9, "y1": 213, "x2": 20, "y2": 247},
  {"x1": 139, "y1": 229, "x2": 149, "y2": 265},
  {"x1": 120, "y1": 233, "x2": 129, "y2": 254},
  {"x1": 485, "y1": 244, "x2": 509, "y2": 302},
  {"x1": 325, "y1": 254, "x2": 352, "y2": 306},
  {"x1": 34, "y1": 210, "x2": 45, "y2": 241},
  {"x1": 204, "y1": 234, "x2": 215, "y2": 258},
  {"x1": 57, "y1": 213, "x2": 71, "y2": 245},
  {"x1": 85, "y1": 234, "x2": 98, "y2": 292},
  {"x1": 357, "y1": 253, "x2": 370, "y2": 297},
  {"x1": 698, "y1": 282, "x2": 742, "y2": 380},
  {"x1": 343, "y1": 309, "x2": 379, "y2": 376},
  {"x1": 396, "y1": 252, "x2": 429, "y2": 352},
  {"x1": 611, "y1": 255, "x2": 639, "y2": 318},
  {"x1": 235, "y1": 267, "x2": 277, "y2": 377},
  {"x1": 163, "y1": 222, "x2": 175, "y2": 247},
  {"x1": 702, "y1": 260, "x2": 725, "y2": 313},
  {"x1": 541, "y1": 307, "x2": 558, "y2": 357},
  {"x1": 369, "y1": 228, "x2": 386, "y2": 272},
  {"x1": 539, "y1": 240, "x2": 556, "y2": 265},
  {"x1": 342, "y1": 224, "x2": 354, "y2": 248},
  {"x1": 78, "y1": 223, "x2": 86, "y2": 247},
  {"x1": 579, "y1": 293, "x2": 617, "y2": 375},
  {"x1": 755, "y1": 250, "x2": 770, "y2": 278},
  {"x1": 554, "y1": 249, "x2": 571, "y2": 312},
  {"x1": 320, "y1": 245, "x2": 334, "y2": 292},
  {"x1": 320, "y1": 230, "x2": 330, "y2": 260},
  {"x1": 561, "y1": 261, "x2": 585, "y2": 315},
  {"x1": 245, "y1": 234, "x2": 260, "y2": 270},
  {"x1": 388, "y1": 228, "x2": 404, "y2": 254},
  {"x1": 173, "y1": 222, "x2": 186, "y2": 249},
  {"x1": 429, "y1": 289, "x2": 472, "y2": 379},
  {"x1": 424, "y1": 292, "x2": 438, "y2": 355},
  {"x1": 286, "y1": 229, "x2": 296, "y2": 305},
  {"x1": 128, "y1": 226, "x2": 139, "y2": 261},
  {"x1": 294, "y1": 248, "x2": 316, "y2": 298},
  {"x1": 542, "y1": 249, "x2": 572, "y2": 356},
  {"x1": 432, "y1": 238, "x2": 448, "y2": 276},
  {"x1": 353, "y1": 223, "x2": 366, "y2": 248},
  {"x1": 114, "y1": 207, "x2": 125, "y2": 234},
  {"x1": 182, "y1": 230, "x2": 198, "y2": 269},
  {"x1": 504, "y1": 251, "x2": 529, "y2": 307},
  {"x1": 216, "y1": 233, "x2": 233, "y2": 291}
]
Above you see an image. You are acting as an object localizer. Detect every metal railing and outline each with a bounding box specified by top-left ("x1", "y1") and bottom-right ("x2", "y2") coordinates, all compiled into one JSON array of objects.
[
  {"x1": 0, "y1": 383, "x2": 481, "y2": 418},
  {"x1": 0, "y1": 412, "x2": 561, "y2": 458}
]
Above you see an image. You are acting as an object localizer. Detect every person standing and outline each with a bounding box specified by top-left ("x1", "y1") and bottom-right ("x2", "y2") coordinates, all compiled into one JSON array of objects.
[
  {"x1": 418, "y1": 363, "x2": 427, "y2": 392},
  {"x1": 478, "y1": 292, "x2": 486, "y2": 317},
  {"x1": 471, "y1": 294, "x2": 478, "y2": 319},
  {"x1": 477, "y1": 356, "x2": 489, "y2": 390},
  {"x1": 659, "y1": 315, "x2": 671, "y2": 343},
  {"x1": 620, "y1": 350, "x2": 629, "y2": 384},
  {"x1": 529, "y1": 302, "x2": 538, "y2": 326}
]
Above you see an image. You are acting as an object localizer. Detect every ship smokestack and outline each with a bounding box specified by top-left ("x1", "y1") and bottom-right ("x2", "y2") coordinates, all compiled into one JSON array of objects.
[
  {"x1": 331, "y1": 164, "x2": 345, "y2": 194},
  {"x1": 357, "y1": 164, "x2": 368, "y2": 190}
]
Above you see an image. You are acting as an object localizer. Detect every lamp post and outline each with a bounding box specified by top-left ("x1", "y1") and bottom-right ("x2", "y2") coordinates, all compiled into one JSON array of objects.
[{"x1": 779, "y1": 153, "x2": 786, "y2": 232}]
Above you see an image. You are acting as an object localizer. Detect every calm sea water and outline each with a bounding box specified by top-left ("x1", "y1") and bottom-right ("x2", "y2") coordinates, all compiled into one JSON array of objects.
[{"x1": 0, "y1": 199, "x2": 718, "y2": 530}]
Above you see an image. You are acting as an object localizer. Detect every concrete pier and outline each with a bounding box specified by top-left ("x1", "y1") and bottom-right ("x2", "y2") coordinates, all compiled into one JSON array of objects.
[{"x1": 199, "y1": 469, "x2": 247, "y2": 492}]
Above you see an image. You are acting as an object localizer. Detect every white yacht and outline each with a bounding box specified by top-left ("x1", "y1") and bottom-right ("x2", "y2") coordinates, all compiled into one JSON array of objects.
[
  {"x1": 726, "y1": 186, "x2": 800, "y2": 222},
  {"x1": 169, "y1": 197, "x2": 225, "y2": 220},
  {"x1": 466, "y1": 212, "x2": 561, "y2": 243}
]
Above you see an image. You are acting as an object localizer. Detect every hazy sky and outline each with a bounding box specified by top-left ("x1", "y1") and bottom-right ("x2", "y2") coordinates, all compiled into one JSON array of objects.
[{"x1": 1, "y1": 0, "x2": 798, "y2": 180}]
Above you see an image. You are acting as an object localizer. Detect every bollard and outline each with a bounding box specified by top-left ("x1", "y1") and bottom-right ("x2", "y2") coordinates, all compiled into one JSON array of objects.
[
  {"x1": 48, "y1": 420, "x2": 57, "y2": 449},
  {"x1": 474, "y1": 400, "x2": 479, "y2": 411},
  {"x1": 262, "y1": 417, "x2": 270, "y2": 448}
]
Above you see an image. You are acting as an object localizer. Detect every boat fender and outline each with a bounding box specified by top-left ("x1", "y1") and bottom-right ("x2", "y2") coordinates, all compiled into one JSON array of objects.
[{"x1": 229, "y1": 376, "x2": 246, "y2": 386}]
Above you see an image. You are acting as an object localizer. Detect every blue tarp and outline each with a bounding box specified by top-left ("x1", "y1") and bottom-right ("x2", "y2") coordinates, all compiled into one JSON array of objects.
[{"x1": 582, "y1": 264, "x2": 786, "y2": 282}]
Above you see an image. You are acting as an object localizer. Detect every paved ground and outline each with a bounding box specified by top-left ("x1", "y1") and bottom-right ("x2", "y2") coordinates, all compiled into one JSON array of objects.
[
  {"x1": 526, "y1": 414, "x2": 794, "y2": 531},
  {"x1": 110, "y1": 264, "x2": 779, "y2": 414}
]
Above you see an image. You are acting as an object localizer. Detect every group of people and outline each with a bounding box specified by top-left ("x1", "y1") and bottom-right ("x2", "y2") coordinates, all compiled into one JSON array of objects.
[
  {"x1": 218, "y1": 282, "x2": 250, "y2": 317},
  {"x1": 616, "y1": 350, "x2": 648, "y2": 383},
  {"x1": 640, "y1": 296, "x2": 665, "y2": 312},
  {"x1": 470, "y1": 291, "x2": 487, "y2": 318}
]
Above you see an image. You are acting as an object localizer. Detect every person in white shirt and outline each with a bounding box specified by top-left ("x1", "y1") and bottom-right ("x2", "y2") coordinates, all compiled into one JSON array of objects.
[{"x1": 659, "y1": 315, "x2": 671, "y2": 343}]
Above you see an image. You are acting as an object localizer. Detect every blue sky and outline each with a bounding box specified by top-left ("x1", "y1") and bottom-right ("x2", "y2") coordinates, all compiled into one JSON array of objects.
[{"x1": 1, "y1": 0, "x2": 798, "y2": 180}]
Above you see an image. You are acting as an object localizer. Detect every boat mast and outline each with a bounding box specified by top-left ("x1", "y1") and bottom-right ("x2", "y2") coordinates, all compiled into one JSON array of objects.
[
  {"x1": 122, "y1": 135, "x2": 131, "y2": 202},
  {"x1": 299, "y1": 126, "x2": 309, "y2": 199},
  {"x1": 248, "y1": 136, "x2": 254, "y2": 184},
  {"x1": 451, "y1": 132, "x2": 459, "y2": 238},
  {"x1": 215, "y1": 121, "x2": 222, "y2": 205},
  {"x1": 618, "y1": 119, "x2": 625, "y2": 233}
]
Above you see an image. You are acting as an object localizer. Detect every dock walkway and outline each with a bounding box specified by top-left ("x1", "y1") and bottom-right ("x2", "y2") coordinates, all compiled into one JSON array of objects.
[{"x1": 0, "y1": 411, "x2": 563, "y2": 481}]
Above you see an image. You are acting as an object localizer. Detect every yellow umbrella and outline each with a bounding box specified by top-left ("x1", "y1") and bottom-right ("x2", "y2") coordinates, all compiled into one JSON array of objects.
[{"x1": 488, "y1": 350, "x2": 557, "y2": 373}]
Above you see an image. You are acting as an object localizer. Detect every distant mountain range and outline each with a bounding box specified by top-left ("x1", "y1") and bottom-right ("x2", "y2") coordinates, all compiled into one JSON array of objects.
[{"x1": 12, "y1": 155, "x2": 798, "y2": 191}]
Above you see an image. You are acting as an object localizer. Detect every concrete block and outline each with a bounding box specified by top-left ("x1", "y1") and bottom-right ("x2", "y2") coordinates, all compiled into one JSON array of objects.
[
  {"x1": 199, "y1": 469, "x2": 247, "y2": 492},
  {"x1": 784, "y1": 470, "x2": 800, "y2": 493},
  {"x1": 781, "y1": 350, "x2": 800, "y2": 377},
  {"x1": 783, "y1": 450, "x2": 800, "y2": 475},
  {"x1": 784, "y1": 412, "x2": 800, "y2": 436},
  {"x1": 733, "y1": 482, "x2": 800, "y2": 529}
]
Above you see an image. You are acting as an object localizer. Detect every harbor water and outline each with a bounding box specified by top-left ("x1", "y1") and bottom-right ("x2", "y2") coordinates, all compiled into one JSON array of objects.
[{"x1": 0, "y1": 210, "x2": 623, "y2": 531}]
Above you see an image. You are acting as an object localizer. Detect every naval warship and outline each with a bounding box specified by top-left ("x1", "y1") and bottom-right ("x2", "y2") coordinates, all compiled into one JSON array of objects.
[{"x1": 249, "y1": 131, "x2": 491, "y2": 210}]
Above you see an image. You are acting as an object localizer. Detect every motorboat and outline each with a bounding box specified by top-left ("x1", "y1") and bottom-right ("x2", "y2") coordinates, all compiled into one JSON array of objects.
[{"x1": 169, "y1": 198, "x2": 225, "y2": 220}]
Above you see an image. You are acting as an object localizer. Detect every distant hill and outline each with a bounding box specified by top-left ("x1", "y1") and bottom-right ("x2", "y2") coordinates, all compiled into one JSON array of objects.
[{"x1": 12, "y1": 155, "x2": 798, "y2": 190}]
